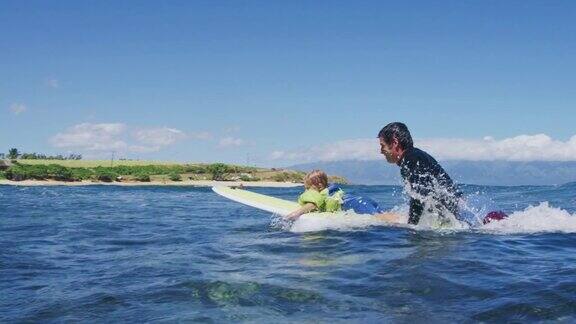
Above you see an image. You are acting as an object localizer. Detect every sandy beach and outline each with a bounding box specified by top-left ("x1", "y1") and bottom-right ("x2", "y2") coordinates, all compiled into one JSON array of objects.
[{"x1": 0, "y1": 179, "x2": 302, "y2": 188}]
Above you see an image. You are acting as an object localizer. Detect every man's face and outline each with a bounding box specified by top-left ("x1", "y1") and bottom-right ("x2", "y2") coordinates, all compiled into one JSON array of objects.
[{"x1": 379, "y1": 137, "x2": 400, "y2": 164}]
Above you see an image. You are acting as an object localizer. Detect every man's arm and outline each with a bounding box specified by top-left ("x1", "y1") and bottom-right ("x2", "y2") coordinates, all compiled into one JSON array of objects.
[
  {"x1": 403, "y1": 160, "x2": 429, "y2": 225},
  {"x1": 374, "y1": 198, "x2": 423, "y2": 224},
  {"x1": 408, "y1": 198, "x2": 424, "y2": 225},
  {"x1": 374, "y1": 211, "x2": 403, "y2": 223}
]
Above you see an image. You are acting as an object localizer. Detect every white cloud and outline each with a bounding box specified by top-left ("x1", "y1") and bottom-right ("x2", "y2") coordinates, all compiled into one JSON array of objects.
[
  {"x1": 50, "y1": 123, "x2": 128, "y2": 151},
  {"x1": 46, "y1": 78, "x2": 59, "y2": 89},
  {"x1": 225, "y1": 126, "x2": 241, "y2": 133},
  {"x1": 50, "y1": 123, "x2": 200, "y2": 153},
  {"x1": 419, "y1": 134, "x2": 576, "y2": 161},
  {"x1": 269, "y1": 134, "x2": 576, "y2": 162},
  {"x1": 9, "y1": 103, "x2": 27, "y2": 115},
  {"x1": 132, "y1": 127, "x2": 186, "y2": 147},
  {"x1": 269, "y1": 139, "x2": 380, "y2": 162},
  {"x1": 218, "y1": 137, "x2": 245, "y2": 148},
  {"x1": 190, "y1": 131, "x2": 212, "y2": 140},
  {"x1": 126, "y1": 145, "x2": 163, "y2": 153}
]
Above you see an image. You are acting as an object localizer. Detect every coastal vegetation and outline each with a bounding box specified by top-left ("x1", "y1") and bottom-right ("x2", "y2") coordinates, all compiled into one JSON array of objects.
[
  {"x1": 18, "y1": 159, "x2": 180, "y2": 167},
  {"x1": 206, "y1": 163, "x2": 232, "y2": 181},
  {"x1": 5, "y1": 148, "x2": 82, "y2": 160},
  {"x1": 0, "y1": 149, "x2": 347, "y2": 184},
  {"x1": 0, "y1": 160, "x2": 347, "y2": 184},
  {"x1": 169, "y1": 173, "x2": 182, "y2": 181}
]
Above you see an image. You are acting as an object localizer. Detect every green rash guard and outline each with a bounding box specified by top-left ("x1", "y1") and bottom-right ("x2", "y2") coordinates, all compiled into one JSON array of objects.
[{"x1": 297, "y1": 188, "x2": 344, "y2": 212}]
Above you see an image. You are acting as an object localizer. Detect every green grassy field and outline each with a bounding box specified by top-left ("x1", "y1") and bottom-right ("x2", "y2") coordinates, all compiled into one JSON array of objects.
[
  {"x1": 5, "y1": 160, "x2": 346, "y2": 184},
  {"x1": 17, "y1": 160, "x2": 184, "y2": 168}
]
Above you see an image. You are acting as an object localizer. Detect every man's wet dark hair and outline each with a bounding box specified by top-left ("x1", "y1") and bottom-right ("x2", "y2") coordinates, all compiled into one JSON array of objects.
[{"x1": 378, "y1": 122, "x2": 414, "y2": 150}]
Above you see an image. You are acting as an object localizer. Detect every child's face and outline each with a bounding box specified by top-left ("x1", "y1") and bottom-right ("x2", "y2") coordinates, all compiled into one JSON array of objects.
[{"x1": 305, "y1": 180, "x2": 325, "y2": 191}]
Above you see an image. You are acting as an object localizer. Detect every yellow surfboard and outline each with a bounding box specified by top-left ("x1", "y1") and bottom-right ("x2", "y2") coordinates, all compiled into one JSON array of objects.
[{"x1": 212, "y1": 186, "x2": 300, "y2": 216}]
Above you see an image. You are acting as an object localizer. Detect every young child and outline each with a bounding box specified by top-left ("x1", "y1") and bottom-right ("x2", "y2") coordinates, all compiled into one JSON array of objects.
[{"x1": 286, "y1": 170, "x2": 387, "y2": 220}]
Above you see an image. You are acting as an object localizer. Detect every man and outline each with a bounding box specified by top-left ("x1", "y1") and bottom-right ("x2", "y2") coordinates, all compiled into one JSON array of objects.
[{"x1": 375, "y1": 122, "x2": 461, "y2": 225}]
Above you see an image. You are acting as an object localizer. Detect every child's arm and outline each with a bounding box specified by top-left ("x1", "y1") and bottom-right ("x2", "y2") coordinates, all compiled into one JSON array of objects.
[{"x1": 285, "y1": 203, "x2": 317, "y2": 220}]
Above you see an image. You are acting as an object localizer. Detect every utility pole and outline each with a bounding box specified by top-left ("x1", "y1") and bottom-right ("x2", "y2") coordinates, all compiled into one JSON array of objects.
[{"x1": 110, "y1": 151, "x2": 115, "y2": 167}]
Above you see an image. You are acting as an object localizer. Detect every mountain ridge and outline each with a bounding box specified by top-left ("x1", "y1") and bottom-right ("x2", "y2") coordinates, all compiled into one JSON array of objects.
[{"x1": 288, "y1": 160, "x2": 576, "y2": 186}]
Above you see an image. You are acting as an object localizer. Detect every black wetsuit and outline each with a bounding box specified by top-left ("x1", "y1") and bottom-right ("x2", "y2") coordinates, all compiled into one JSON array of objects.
[{"x1": 398, "y1": 147, "x2": 461, "y2": 225}]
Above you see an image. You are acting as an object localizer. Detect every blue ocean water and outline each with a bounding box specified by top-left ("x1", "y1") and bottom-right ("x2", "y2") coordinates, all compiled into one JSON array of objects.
[{"x1": 1, "y1": 183, "x2": 576, "y2": 322}]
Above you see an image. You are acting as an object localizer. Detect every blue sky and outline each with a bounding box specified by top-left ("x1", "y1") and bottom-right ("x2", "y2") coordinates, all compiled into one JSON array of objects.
[{"x1": 2, "y1": 1, "x2": 575, "y2": 166}]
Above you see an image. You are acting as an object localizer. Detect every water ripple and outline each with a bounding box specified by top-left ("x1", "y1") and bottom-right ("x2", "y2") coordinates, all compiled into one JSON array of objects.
[{"x1": 1, "y1": 185, "x2": 575, "y2": 322}]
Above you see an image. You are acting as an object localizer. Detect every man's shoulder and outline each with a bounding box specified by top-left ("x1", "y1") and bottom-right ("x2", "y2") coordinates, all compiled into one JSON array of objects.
[
  {"x1": 403, "y1": 147, "x2": 437, "y2": 165},
  {"x1": 411, "y1": 147, "x2": 434, "y2": 159}
]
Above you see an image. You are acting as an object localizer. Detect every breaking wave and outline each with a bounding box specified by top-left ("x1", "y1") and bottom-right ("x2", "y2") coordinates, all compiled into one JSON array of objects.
[{"x1": 481, "y1": 202, "x2": 576, "y2": 234}]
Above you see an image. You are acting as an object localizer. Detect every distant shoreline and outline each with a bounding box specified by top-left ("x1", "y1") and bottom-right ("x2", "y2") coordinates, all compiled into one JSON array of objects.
[{"x1": 0, "y1": 179, "x2": 303, "y2": 188}]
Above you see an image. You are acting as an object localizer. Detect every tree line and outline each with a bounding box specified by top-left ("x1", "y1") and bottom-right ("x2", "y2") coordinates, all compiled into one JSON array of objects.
[
  {"x1": 1, "y1": 163, "x2": 266, "y2": 182},
  {"x1": 2, "y1": 148, "x2": 82, "y2": 160}
]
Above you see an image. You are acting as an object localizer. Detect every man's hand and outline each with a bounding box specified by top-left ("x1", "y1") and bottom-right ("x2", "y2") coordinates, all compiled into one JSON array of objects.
[{"x1": 374, "y1": 212, "x2": 402, "y2": 223}]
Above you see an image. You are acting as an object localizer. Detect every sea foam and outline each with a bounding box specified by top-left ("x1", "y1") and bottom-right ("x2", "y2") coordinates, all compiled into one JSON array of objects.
[
  {"x1": 286, "y1": 202, "x2": 576, "y2": 234},
  {"x1": 290, "y1": 212, "x2": 389, "y2": 233},
  {"x1": 481, "y1": 202, "x2": 576, "y2": 234}
]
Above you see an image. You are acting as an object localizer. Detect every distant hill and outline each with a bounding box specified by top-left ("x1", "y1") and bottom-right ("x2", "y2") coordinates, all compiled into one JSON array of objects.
[{"x1": 289, "y1": 160, "x2": 576, "y2": 186}]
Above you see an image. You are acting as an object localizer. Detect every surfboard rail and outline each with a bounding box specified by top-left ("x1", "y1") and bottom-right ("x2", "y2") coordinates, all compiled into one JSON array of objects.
[{"x1": 212, "y1": 186, "x2": 300, "y2": 216}]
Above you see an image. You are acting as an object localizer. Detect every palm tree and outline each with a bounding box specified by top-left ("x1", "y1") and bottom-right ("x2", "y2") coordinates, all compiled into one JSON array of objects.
[{"x1": 8, "y1": 148, "x2": 19, "y2": 160}]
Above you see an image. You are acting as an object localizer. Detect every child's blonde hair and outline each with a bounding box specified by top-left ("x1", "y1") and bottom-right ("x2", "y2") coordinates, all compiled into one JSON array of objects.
[{"x1": 304, "y1": 170, "x2": 328, "y2": 190}]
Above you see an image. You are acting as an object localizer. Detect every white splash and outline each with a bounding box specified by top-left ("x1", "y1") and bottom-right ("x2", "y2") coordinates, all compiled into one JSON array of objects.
[
  {"x1": 290, "y1": 211, "x2": 390, "y2": 233},
  {"x1": 288, "y1": 205, "x2": 410, "y2": 233},
  {"x1": 481, "y1": 202, "x2": 576, "y2": 234},
  {"x1": 282, "y1": 202, "x2": 576, "y2": 234}
]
